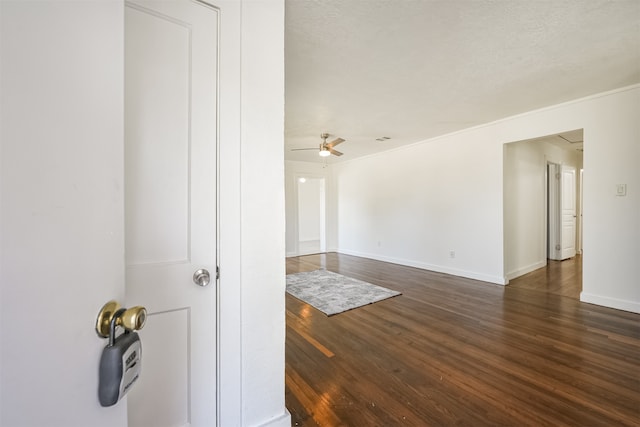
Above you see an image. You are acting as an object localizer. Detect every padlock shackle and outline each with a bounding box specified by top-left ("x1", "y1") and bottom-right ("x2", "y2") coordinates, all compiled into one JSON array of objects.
[{"x1": 109, "y1": 308, "x2": 127, "y2": 347}]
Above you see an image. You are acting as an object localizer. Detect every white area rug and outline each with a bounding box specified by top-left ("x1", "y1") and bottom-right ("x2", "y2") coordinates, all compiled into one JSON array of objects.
[{"x1": 286, "y1": 269, "x2": 401, "y2": 316}]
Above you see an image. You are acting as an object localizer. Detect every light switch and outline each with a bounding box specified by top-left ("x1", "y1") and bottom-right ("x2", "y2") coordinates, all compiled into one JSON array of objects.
[{"x1": 616, "y1": 184, "x2": 627, "y2": 196}]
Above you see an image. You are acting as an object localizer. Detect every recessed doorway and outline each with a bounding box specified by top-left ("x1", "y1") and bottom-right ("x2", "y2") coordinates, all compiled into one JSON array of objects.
[
  {"x1": 503, "y1": 129, "x2": 583, "y2": 298},
  {"x1": 296, "y1": 176, "x2": 326, "y2": 255}
]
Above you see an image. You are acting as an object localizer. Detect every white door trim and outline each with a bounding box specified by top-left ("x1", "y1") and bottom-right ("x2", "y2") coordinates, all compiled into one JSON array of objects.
[
  {"x1": 547, "y1": 162, "x2": 560, "y2": 260},
  {"x1": 215, "y1": 0, "x2": 242, "y2": 424}
]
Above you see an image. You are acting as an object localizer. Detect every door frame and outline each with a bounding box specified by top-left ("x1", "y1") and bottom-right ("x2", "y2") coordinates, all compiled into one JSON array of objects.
[
  {"x1": 211, "y1": 0, "x2": 242, "y2": 423},
  {"x1": 547, "y1": 161, "x2": 560, "y2": 260}
]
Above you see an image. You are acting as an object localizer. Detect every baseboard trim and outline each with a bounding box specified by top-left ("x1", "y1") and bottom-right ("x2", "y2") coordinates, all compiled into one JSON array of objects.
[
  {"x1": 257, "y1": 409, "x2": 291, "y2": 427},
  {"x1": 506, "y1": 260, "x2": 547, "y2": 281},
  {"x1": 580, "y1": 292, "x2": 640, "y2": 314},
  {"x1": 287, "y1": 250, "x2": 325, "y2": 257},
  {"x1": 337, "y1": 249, "x2": 507, "y2": 285}
]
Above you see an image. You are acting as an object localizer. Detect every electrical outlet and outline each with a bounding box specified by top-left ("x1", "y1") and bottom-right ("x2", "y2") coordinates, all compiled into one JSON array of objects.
[
  {"x1": 449, "y1": 250, "x2": 455, "y2": 259},
  {"x1": 616, "y1": 184, "x2": 627, "y2": 196}
]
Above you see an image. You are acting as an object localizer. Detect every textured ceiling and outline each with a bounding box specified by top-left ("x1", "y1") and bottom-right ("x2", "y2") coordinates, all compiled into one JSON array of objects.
[{"x1": 285, "y1": 0, "x2": 640, "y2": 162}]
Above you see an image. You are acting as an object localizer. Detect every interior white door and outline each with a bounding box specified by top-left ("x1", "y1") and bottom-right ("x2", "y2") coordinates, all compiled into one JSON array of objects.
[
  {"x1": 124, "y1": 1, "x2": 218, "y2": 426},
  {"x1": 560, "y1": 164, "x2": 577, "y2": 260},
  {"x1": 578, "y1": 168, "x2": 584, "y2": 254},
  {"x1": 548, "y1": 163, "x2": 560, "y2": 260}
]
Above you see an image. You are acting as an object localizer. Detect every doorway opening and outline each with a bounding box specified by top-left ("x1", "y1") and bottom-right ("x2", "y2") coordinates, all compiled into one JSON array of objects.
[
  {"x1": 503, "y1": 129, "x2": 583, "y2": 298},
  {"x1": 296, "y1": 176, "x2": 326, "y2": 255}
]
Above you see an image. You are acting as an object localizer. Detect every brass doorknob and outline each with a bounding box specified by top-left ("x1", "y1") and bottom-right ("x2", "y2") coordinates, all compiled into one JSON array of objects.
[
  {"x1": 96, "y1": 301, "x2": 121, "y2": 338},
  {"x1": 96, "y1": 301, "x2": 147, "y2": 338},
  {"x1": 120, "y1": 306, "x2": 147, "y2": 331}
]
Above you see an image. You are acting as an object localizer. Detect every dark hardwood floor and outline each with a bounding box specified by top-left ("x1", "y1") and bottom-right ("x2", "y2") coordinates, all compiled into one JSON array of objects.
[
  {"x1": 285, "y1": 253, "x2": 640, "y2": 426},
  {"x1": 508, "y1": 255, "x2": 583, "y2": 299}
]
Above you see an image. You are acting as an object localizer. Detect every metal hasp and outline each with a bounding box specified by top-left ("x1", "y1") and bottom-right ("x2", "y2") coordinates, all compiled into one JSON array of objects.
[
  {"x1": 108, "y1": 308, "x2": 127, "y2": 347},
  {"x1": 193, "y1": 268, "x2": 211, "y2": 287}
]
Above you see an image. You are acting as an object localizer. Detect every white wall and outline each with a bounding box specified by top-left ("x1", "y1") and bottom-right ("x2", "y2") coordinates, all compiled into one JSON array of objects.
[
  {"x1": 240, "y1": 0, "x2": 290, "y2": 426},
  {"x1": 333, "y1": 130, "x2": 506, "y2": 284},
  {"x1": 328, "y1": 86, "x2": 639, "y2": 313},
  {"x1": 504, "y1": 138, "x2": 582, "y2": 279},
  {"x1": 298, "y1": 178, "x2": 322, "y2": 242},
  {"x1": 580, "y1": 87, "x2": 639, "y2": 314}
]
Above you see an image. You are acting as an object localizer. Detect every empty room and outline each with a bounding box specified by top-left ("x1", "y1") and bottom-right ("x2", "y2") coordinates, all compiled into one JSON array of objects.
[
  {"x1": 1, "y1": 0, "x2": 637, "y2": 426},
  {"x1": 284, "y1": 0, "x2": 639, "y2": 425}
]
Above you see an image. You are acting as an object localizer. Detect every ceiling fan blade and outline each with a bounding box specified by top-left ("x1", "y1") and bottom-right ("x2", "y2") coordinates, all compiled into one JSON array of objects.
[
  {"x1": 329, "y1": 148, "x2": 343, "y2": 156},
  {"x1": 326, "y1": 138, "x2": 345, "y2": 149},
  {"x1": 291, "y1": 147, "x2": 318, "y2": 151}
]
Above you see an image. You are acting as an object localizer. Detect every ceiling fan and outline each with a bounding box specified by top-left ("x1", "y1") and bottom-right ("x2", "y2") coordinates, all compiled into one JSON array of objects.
[{"x1": 291, "y1": 133, "x2": 345, "y2": 157}]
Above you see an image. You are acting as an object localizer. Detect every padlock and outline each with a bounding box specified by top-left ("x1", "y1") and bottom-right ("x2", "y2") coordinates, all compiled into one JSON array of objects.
[{"x1": 97, "y1": 306, "x2": 145, "y2": 407}]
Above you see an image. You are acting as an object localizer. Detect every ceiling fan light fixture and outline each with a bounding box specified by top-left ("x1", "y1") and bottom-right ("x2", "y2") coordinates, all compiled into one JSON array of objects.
[{"x1": 291, "y1": 132, "x2": 345, "y2": 158}]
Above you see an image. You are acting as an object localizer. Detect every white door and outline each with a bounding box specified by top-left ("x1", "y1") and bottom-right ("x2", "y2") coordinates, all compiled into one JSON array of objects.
[
  {"x1": 548, "y1": 163, "x2": 577, "y2": 261},
  {"x1": 124, "y1": 1, "x2": 218, "y2": 426},
  {"x1": 560, "y1": 165, "x2": 577, "y2": 260},
  {"x1": 548, "y1": 163, "x2": 560, "y2": 260},
  {"x1": 578, "y1": 168, "x2": 584, "y2": 254}
]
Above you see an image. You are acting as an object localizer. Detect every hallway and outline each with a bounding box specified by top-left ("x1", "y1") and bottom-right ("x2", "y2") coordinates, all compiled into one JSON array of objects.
[{"x1": 508, "y1": 255, "x2": 582, "y2": 299}]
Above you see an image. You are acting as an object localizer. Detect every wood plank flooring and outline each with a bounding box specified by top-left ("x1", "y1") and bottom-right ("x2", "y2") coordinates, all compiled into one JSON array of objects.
[
  {"x1": 508, "y1": 255, "x2": 583, "y2": 299},
  {"x1": 285, "y1": 253, "x2": 640, "y2": 426}
]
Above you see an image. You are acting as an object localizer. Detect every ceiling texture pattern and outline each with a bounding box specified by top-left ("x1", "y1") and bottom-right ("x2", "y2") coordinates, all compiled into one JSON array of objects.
[{"x1": 285, "y1": 0, "x2": 640, "y2": 162}]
